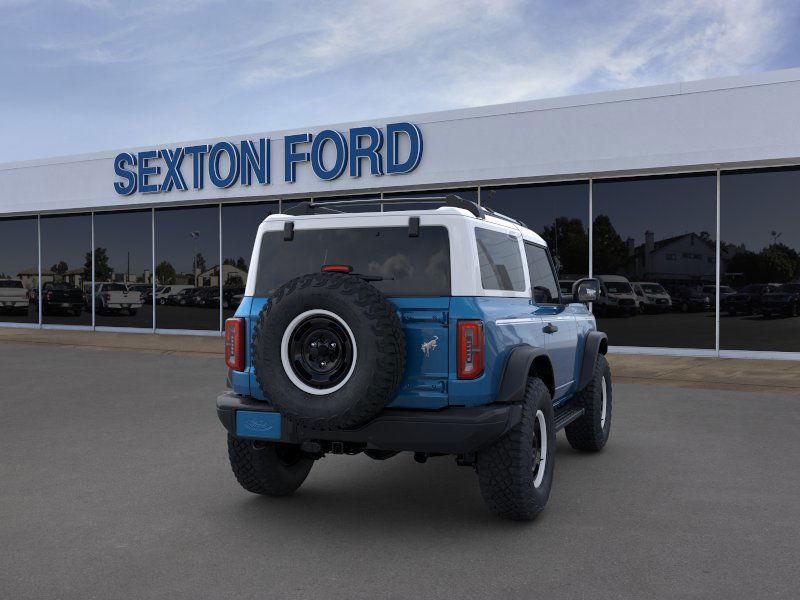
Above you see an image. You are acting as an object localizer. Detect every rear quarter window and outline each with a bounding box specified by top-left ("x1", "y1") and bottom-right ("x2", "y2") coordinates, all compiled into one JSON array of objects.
[
  {"x1": 255, "y1": 226, "x2": 450, "y2": 297},
  {"x1": 475, "y1": 227, "x2": 525, "y2": 292}
]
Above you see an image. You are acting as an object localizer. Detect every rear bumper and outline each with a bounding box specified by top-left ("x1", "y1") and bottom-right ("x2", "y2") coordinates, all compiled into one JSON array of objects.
[{"x1": 216, "y1": 392, "x2": 522, "y2": 455}]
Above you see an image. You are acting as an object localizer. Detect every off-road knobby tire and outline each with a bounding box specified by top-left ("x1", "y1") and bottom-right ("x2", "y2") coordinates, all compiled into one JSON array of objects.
[
  {"x1": 227, "y1": 435, "x2": 313, "y2": 496},
  {"x1": 251, "y1": 272, "x2": 405, "y2": 431},
  {"x1": 476, "y1": 377, "x2": 555, "y2": 521},
  {"x1": 565, "y1": 354, "x2": 612, "y2": 452}
]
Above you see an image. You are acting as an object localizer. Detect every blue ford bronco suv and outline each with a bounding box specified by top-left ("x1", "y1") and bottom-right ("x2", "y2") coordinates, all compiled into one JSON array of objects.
[{"x1": 217, "y1": 195, "x2": 610, "y2": 520}]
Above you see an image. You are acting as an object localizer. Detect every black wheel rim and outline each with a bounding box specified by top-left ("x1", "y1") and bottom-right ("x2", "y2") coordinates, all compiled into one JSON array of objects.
[{"x1": 288, "y1": 315, "x2": 354, "y2": 390}]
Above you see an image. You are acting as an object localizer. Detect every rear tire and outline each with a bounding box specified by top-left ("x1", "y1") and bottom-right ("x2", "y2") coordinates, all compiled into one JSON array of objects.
[
  {"x1": 227, "y1": 435, "x2": 313, "y2": 496},
  {"x1": 476, "y1": 377, "x2": 555, "y2": 521},
  {"x1": 565, "y1": 354, "x2": 612, "y2": 452}
]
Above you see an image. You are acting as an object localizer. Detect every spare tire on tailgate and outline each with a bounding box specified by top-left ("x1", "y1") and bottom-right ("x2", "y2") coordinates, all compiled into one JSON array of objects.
[{"x1": 251, "y1": 272, "x2": 406, "y2": 430}]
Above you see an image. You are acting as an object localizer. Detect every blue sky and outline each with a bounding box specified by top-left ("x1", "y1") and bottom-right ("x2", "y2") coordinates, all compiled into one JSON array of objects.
[{"x1": 1, "y1": 0, "x2": 798, "y2": 163}]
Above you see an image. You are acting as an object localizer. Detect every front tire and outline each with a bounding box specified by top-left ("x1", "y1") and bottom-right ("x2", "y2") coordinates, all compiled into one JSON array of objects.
[
  {"x1": 227, "y1": 435, "x2": 314, "y2": 496},
  {"x1": 565, "y1": 354, "x2": 612, "y2": 452},
  {"x1": 476, "y1": 377, "x2": 555, "y2": 521}
]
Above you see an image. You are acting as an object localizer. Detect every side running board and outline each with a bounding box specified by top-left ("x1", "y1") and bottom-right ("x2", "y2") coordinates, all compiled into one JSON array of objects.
[{"x1": 553, "y1": 405, "x2": 585, "y2": 431}]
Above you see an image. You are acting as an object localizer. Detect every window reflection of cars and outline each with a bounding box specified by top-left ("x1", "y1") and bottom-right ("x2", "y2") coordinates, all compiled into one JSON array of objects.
[
  {"x1": 669, "y1": 286, "x2": 711, "y2": 313},
  {"x1": 156, "y1": 285, "x2": 193, "y2": 305},
  {"x1": 41, "y1": 282, "x2": 84, "y2": 316},
  {"x1": 595, "y1": 275, "x2": 638, "y2": 317},
  {"x1": 0, "y1": 279, "x2": 30, "y2": 314},
  {"x1": 223, "y1": 286, "x2": 245, "y2": 309},
  {"x1": 632, "y1": 282, "x2": 672, "y2": 313},
  {"x1": 722, "y1": 283, "x2": 781, "y2": 316},
  {"x1": 704, "y1": 285, "x2": 736, "y2": 301},
  {"x1": 189, "y1": 287, "x2": 220, "y2": 308},
  {"x1": 759, "y1": 283, "x2": 800, "y2": 318},
  {"x1": 92, "y1": 282, "x2": 143, "y2": 316},
  {"x1": 169, "y1": 287, "x2": 198, "y2": 306}
]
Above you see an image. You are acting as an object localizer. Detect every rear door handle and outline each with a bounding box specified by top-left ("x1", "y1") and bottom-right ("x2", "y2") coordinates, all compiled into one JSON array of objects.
[{"x1": 543, "y1": 323, "x2": 558, "y2": 334}]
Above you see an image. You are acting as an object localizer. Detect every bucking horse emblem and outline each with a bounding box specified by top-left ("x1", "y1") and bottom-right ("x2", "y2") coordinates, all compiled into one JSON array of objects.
[{"x1": 421, "y1": 336, "x2": 439, "y2": 358}]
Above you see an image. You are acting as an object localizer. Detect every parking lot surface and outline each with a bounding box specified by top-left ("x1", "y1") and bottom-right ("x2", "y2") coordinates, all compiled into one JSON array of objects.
[{"x1": 1, "y1": 342, "x2": 799, "y2": 600}]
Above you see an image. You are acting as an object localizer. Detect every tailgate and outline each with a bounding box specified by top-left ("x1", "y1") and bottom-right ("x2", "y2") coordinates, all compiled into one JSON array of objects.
[{"x1": 388, "y1": 297, "x2": 450, "y2": 409}]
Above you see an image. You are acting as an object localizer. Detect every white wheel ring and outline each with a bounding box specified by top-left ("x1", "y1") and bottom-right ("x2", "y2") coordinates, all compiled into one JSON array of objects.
[
  {"x1": 600, "y1": 375, "x2": 608, "y2": 428},
  {"x1": 533, "y1": 409, "x2": 548, "y2": 488},
  {"x1": 280, "y1": 309, "x2": 358, "y2": 396}
]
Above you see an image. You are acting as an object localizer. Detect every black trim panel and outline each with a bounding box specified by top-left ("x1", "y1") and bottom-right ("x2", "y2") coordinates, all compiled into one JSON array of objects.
[
  {"x1": 217, "y1": 392, "x2": 522, "y2": 454},
  {"x1": 577, "y1": 331, "x2": 608, "y2": 390}
]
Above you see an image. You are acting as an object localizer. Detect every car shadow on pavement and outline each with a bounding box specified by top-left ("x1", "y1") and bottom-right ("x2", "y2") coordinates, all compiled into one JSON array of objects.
[{"x1": 216, "y1": 437, "x2": 590, "y2": 533}]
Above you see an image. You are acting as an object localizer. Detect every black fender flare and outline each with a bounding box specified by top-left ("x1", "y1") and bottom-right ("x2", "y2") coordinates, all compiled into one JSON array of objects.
[
  {"x1": 577, "y1": 331, "x2": 608, "y2": 390},
  {"x1": 495, "y1": 344, "x2": 555, "y2": 403}
]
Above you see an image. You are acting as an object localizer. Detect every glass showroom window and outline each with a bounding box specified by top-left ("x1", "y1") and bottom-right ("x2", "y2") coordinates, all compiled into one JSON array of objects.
[
  {"x1": 93, "y1": 210, "x2": 153, "y2": 329},
  {"x1": 383, "y1": 188, "x2": 478, "y2": 211},
  {"x1": 592, "y1": 174, "x2": 717, "y2": 349},
  {"x1": 482, "y1": 182, "x2": 590, "y2": 297},
  {"x1": 721, "y1": 168, "x2": 800, "y2": 353},
  {"x1": 155, "y1": 205, "x2": 220, "y2": 331},
  {"x1": 40, "y1": 214, "x2": 92, "y2": 326},
  {"x1": 0, "y1": 216, "x2": 39, "y2": 324},
  {"x1": 221, "y1": 201, "x2": 278, "y2": 320}
]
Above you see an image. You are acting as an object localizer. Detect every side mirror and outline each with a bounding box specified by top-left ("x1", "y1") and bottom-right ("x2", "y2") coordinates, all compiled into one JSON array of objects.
[{"x1": 572, "y1": 278, "x2": 600, "y2": 303}]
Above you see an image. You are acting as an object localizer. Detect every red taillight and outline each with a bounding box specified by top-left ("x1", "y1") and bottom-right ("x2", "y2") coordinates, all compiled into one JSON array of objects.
[
  {"x1": 457, "y1": 320, "x2": 484, "y2": 379},
  {"x1": 225, "y1": 317, "x2": 245, "y2": 371},
  {"x1": 321, "y1": 264, "x2": 353, "y2": 273}
]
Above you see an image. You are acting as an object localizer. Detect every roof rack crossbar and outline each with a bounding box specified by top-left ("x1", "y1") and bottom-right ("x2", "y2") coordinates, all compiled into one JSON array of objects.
[
  {"x1": 283, "y1": 193, "x2": 526, "y2": 228},
  {"x1": 299, "y1": 194, "x2": 484, "y2": 219}
]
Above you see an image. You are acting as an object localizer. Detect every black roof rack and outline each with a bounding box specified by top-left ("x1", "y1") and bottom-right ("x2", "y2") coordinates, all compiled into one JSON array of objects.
[{"x1": 281, "y1": 193, "x2": 526, "y2": 228}]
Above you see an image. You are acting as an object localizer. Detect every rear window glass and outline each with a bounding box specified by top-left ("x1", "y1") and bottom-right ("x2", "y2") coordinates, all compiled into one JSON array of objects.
[
  {"x1": 524, "y1": 244, "x2": 559, "y2": 304},
  {"x1": 475, "y1": 227, "x2": 525, "y2": 292},
  {"x1": 255, "y1": 226, "x2": 450, "y2": 297},
  {"x1": 0, "y1": 280, "x2": 23, "y2": 288}
]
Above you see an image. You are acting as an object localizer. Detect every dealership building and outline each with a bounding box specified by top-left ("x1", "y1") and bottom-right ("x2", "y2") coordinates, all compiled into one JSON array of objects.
[{"x1": 1, "y1": 68, "x2": 800, "y2": 359}]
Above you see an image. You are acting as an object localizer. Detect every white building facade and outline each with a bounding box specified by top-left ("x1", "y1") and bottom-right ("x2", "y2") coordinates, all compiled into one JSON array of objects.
[{"x1": 2, "y1": 68, "x2": 800, "y2": 358}]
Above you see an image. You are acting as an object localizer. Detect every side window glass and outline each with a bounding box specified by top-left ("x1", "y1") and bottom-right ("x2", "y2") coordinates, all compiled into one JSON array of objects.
[
  {"x1": 524, "y1": 243, "x2": 560, "y2": 304},
  {"x1": 475, "y1": 228, "x2": 526, "y2": 292}
]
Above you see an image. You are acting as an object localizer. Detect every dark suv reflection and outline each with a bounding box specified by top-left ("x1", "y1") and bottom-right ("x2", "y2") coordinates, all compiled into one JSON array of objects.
[
  {"x1": 41, "y1": 282, "x2": 84, "y2": 316},
  {"x1": 189, "y1": 287, "x2": 220, "y2": 308},
  {"x1": 723, "y1": 283, "x2": 781, "y2": 316},
  {"x1": 669, "y1": 286, "x2": 711, "y2": 312},
  {"x1": 759, "y1": 283, "x2": 800, "y2": 318}
]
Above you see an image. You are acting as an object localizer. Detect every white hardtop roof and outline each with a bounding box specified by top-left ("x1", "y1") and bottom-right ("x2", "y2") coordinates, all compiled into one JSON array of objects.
[{"x1": 261, "y1": 205, "x2": 548, "y2": 246}]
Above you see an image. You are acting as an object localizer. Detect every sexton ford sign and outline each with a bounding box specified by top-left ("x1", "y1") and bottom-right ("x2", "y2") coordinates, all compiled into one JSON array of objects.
[{"x1": 112, "y1": 122, "x2": 423, "y2": 196}]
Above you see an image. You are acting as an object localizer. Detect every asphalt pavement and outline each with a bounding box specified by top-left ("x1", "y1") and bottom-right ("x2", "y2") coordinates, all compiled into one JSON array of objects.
[{"x1": 1, "y1": 342, "x2": 798, "y2": 600}]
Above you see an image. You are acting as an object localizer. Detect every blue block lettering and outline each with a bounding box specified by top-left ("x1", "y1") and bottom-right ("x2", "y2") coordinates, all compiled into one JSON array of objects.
[
  {"x1": 311, "y1": 130, "x2": 347, "y2": 181},
  {"x1": 284, "y1": 133, "x2": 311, "y2": 183},
  {"x1": 209, "y1": 142, "x2": 240, "y2": 188},
  {"x1": 159, "y1": 147, "x2": 187, "y2": 192},
  {"x1": 137, "y1": 150, "x2": 161, "y2": 193},
  {"x1": 386, "y1": 122, "x2": 423, "y2": 175},
  {"x1": 184, "y1": 145, "x2": 210, "y2": 190},
  {"x1": 349, "y1": 127, "x2": 384, "y2": 177},
  {"x1": 240, "y1": 139, "x2": 270, "y2": 186},
  {"x1": 113, "y1": 152, "x2": 137, "y2": 195}
]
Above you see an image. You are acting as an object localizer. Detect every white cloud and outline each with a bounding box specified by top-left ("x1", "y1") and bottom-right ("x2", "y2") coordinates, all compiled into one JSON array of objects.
[{"x1": 0, "y1": 0, "x2": 794, "y2": 161}]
